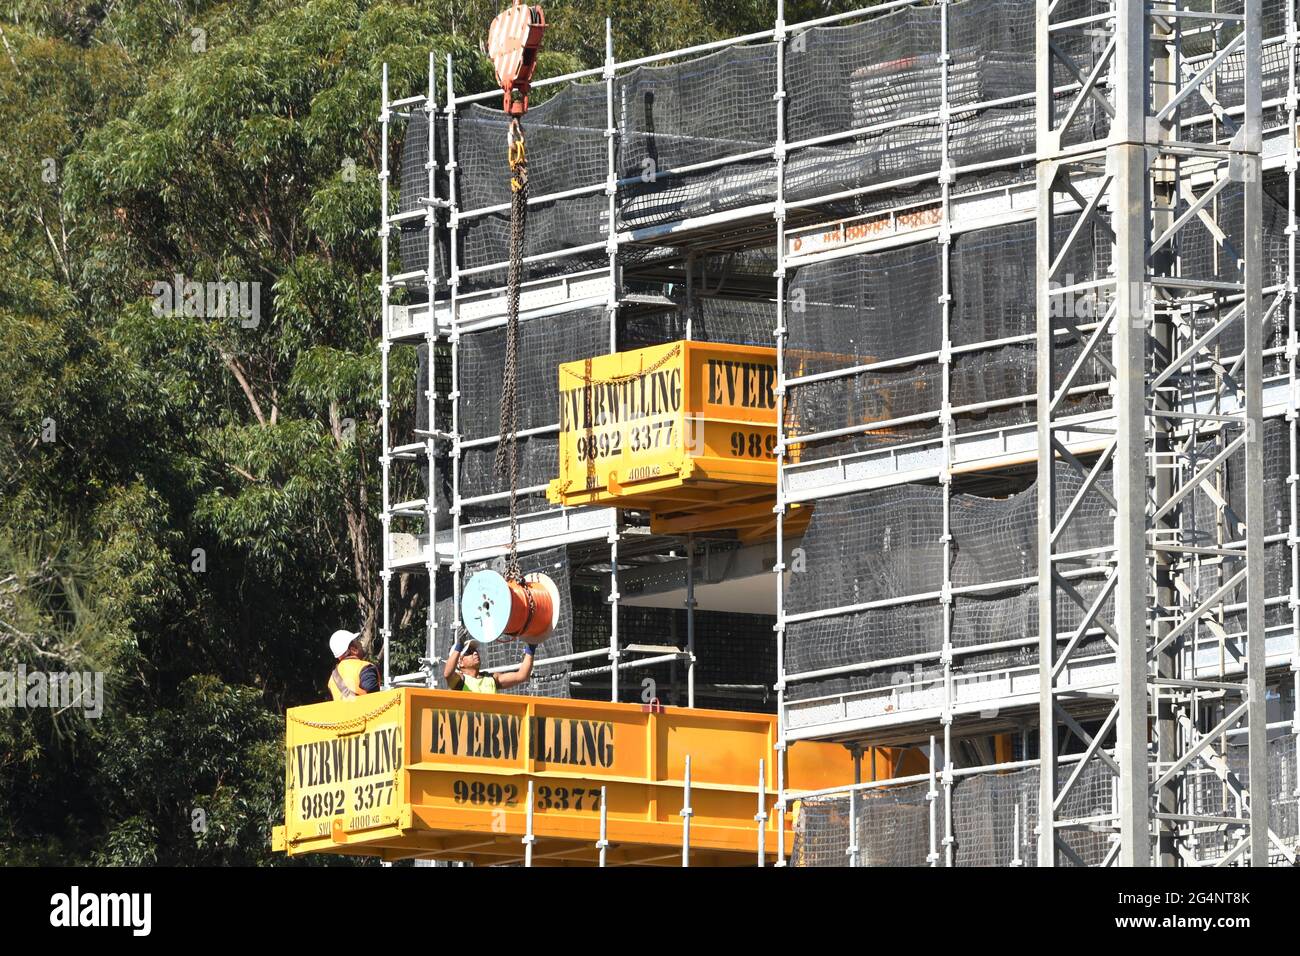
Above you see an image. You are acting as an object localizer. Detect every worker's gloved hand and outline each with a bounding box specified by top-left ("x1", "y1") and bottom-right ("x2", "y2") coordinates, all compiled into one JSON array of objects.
[
  {"x1": 451, "y1": 640, "x2": 464, "y2": 655},
  {"x1": 523, "y1": 643, "x2": 536, "y2": 657}
]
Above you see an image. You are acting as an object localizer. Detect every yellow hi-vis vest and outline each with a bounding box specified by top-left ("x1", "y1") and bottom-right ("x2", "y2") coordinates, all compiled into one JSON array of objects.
[
  {"x1": 459, "y1": 673, "x2": 497, "y2": 694},
  {"x1": 328, "y1": 658, "x2": 372, "y2": 701}
]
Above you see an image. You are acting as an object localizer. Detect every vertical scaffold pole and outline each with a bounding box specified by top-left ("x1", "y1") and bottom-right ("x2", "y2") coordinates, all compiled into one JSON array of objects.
[
  {"x1": 597, "y1": 785, "x2": 609, "y2": 867},
  {"x1": 683, "y1": 249, "x2": 695, "y2": 708},
  {"x1": 524, "y1": 779, "x2": 536, "y2": 867},
  {"x1": 937, "y1": 0, "x2": 955, "y2": 869},
  {"x1": 1288, "y1": 0, "x2": 1300, "y2": 817},
  {"x1": 445, "y1": 54, "x2": 464, "y2": 659},
  {"x1": 847, "y1": 746, "x2": 861, "y2": 867},
  {"x1": 604, "y1": 17, "x2": 622, "y2": 704},
  {"x1": 756, "y1": 758, "x2": 767, "y2": 866},
  {"x1": 681, "y1": 754, "x2": 693, "y2": 867},
  {"x1": 686, "y1": 533, "x2": 696, "y2": 707},
  {"x1": 1012, "y1": 801, "x2": 1023, "y2": 867},
  {"x1": 1242, "y1": 0, "x2": 1268, "y2": 867},
  {"x1": 772, "y1": 0, "x2": 790, "y2": 869},
  {"x1": 927, "y1": 735, "x2": 939, "y2": 866},
  {"x1": 424, "y1": 52, "x2": 440, "y2": 678},
  {"x1": 379, "y1": 62, "x2": 393, "y2": 688}
]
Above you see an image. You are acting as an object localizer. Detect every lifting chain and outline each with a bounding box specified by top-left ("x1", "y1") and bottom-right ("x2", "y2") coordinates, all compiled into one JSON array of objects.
[{"x1": 496, "y1": 118, "x2": 536, "y2": 626}]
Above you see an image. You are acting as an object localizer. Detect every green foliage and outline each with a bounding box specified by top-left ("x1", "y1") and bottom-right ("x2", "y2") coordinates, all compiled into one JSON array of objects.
[
  {"x1": 0, "y1": 0, "x2": 476, "y2": 865},
  {"x1": 0, "y1": 0, "x2": 866, "y2": 866},
  {"x1": 93, "y1": 676, "x2": 284, "y2": 865}
]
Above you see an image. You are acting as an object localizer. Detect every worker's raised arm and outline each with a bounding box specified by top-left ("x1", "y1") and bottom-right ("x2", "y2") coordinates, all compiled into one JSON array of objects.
[
  {"x1": 494, "y1": 644, "x2": 536, "y2": 690},
  {"x1": 443, "y1": 639, "x2": 464, "y2": 689}
]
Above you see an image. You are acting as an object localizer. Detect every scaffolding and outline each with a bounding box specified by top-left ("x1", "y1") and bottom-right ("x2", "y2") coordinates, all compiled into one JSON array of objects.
[{"x1": 374, "y1": 0, "x2": 1300, "y2": 866}]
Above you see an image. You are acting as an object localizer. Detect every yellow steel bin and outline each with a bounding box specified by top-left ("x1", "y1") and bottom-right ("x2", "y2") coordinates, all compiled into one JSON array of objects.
[
  {"x1": 548, "y1": 340, "x2": 800, "y2": 539},
  {"x1": 273, "y1": 689, "x2": 856, "y2": 866}
]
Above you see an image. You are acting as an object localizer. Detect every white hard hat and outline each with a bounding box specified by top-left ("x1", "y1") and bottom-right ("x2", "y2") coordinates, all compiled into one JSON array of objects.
[{"x1": 329, "y1": 629, "x2": 359, "y2": 659}]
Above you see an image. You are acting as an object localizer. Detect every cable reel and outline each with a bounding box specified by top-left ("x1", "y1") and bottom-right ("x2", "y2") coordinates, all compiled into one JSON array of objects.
[{"x1": 461, "y1": 570, "x2": 560, "y2": 645}]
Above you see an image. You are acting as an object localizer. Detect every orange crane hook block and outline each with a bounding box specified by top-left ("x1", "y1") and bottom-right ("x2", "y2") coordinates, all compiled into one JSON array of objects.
[{"x1": 488, "y1": 1, "x2": 546, "y2": 115}]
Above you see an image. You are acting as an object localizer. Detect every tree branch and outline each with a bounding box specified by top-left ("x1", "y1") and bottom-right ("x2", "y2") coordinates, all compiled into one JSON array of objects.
[{"x1": 219, "y1": 350, "x2": 266, "y2": 426}]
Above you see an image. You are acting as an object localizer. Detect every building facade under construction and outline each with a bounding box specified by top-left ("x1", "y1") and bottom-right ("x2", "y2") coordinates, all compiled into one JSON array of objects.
[{"x1": 356, "y1": 0, "x2": 1300, "y2": 866}]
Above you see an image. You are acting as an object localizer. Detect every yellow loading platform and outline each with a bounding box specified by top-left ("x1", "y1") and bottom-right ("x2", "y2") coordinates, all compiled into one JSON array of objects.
[
  {"x1": 272, "y1": 689, "x2": 856, "y2": 866},
  {"x1": 547, "y1": 340, "x2": 809, "y2": 541}
]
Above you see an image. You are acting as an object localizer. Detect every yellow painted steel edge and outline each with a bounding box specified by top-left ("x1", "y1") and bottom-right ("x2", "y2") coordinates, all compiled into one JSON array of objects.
[{"x1": 277, "y1": 689, "x2": 854, "y2": 862}]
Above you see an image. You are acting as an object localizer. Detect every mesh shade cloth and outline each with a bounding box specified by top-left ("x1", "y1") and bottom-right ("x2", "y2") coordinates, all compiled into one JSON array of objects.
[
  {"x1": 793, "y1": 760, "x2": 1114, "y2": 866},
  {"x1": 785, "y1": 464, "x2": 1115, "y2": 702}
]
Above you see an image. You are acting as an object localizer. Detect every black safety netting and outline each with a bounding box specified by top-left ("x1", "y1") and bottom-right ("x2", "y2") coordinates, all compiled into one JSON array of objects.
[
  {"x1": 455, "y1": 306, "x2": 608, "y2": 505},
  {"x1": 795, "y1": 779, "x2": 932, "y2": 867},
  {"x1": 1178, "y1": 418, "x2": 1295, "y2": 639},
  {"x1": 1174, "y1": 0, "x2": 1291, "y2": 138},
  {"x1": 793, "y1": 759, "x2": 1114, "y2": 866},
  {"x1": 951, "y1": 760, "x2": 1114, "y2": 866},
  {"x1": 457, "y1": 443, "x2": 557, "y2": 520},
  {"x1": 393, "y1": 0, "x2": 1299, "y2": 292},
  {"x1": 783, "y1": 0, "x2": 1038, "y2": 209},
  {"x1": 796, "y1": 731, "x2": 1300, "y2": 866},
  {"x1": 686, "y1": 247, "x2": 779, "y2": 284},
  {"x1": 453, "y1": 82, "x2": 609, "y2": 288},
  {"x1": 1187, "y1": 734, "x2": 1299, "y2": 863},
  {"x1": 617, "y1": 43, "x2": 778, "y2": 231},
  {"x1": 785, "y1": 215, "x2": 1111, "y2": 463},
  {"x1": 1177, "y1": 418, "x2": 1291, "y2": 547},
  {"x1": 618, "y1": 306, "x2": 685, "y2": 350},
  {"x1": 569, "y1": 588, "x2": 673, "y2": 702},
  {"x1": 618, "y1": 296, "x2": 776, "y2": 351},
  {"x1": 437, "y1": 545, "x2": 575, "y2": 698},
  {"x1": 1174, "y1": 183, "x2": 1292, "y2": 384},
  {"x1": 1044, "y1": 0, "x2": 1114, "y2": 149},
  {"x1": 1269, "y1": 735, "x2": 1300, "y2": 852},
  {"x1": 412, "y1": 344, "x2": 455, "y2": 529},
  {"x1": 785, "y1": 239, "x2": 945, "y2": 455},
  {"x1": 568, "y1": 587, "x2": 776, "y2": 711},
  {"x1": 784, "y1": 463, "x2": 1116, "y2": 703},
  {"x1": 691, "y1": 297, "x2": 777, "y2": 347},
  {"x1": 458, "y1": 306, "x2": 608, "y2": 441},
  {"x1": 397, "y1": 107, "x2": 450, "y2": 287},
  {"x1": 415, "y1": 341, "x2": 453, "y2": 434},
  {"x1": 955, "y1": 216, "x2": 1111, "y2": 431},
  {"x1": 786, "y1": 407, "x2": 1296, "y2": 708},
  {"x1": 1176, "y1": 178, "x2": 1290, "y2": 297}
]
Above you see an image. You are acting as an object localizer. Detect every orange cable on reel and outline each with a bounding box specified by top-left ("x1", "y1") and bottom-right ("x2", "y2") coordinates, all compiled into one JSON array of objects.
[{"x1": 502, "y1": 578, "x2": 556, "y2": 641}]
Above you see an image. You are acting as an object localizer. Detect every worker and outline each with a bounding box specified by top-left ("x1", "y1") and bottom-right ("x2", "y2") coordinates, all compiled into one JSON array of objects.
[
  {"x1": 443, "y1": 636, "x2": 536, "y2": 693},
  {"x1": 327, "y1": 629, "x2": 381, "y2": 700}
]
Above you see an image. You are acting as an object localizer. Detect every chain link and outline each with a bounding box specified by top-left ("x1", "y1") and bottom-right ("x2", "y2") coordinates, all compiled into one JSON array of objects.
[
  {"x1": 557, "y1": 342, "x2": 682, "y2": 386},
  {"x1": 497, "y1": 118, "x2": 529, "y2": 586},
  {"x1": 286, "y1": 692, "x2": 401, "y2": 731}
]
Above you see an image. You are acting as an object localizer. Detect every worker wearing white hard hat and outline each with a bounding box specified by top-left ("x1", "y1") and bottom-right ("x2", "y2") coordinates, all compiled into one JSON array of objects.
[{"x1": 327, "y1": 629, "x2": 380, "y2": 701}]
